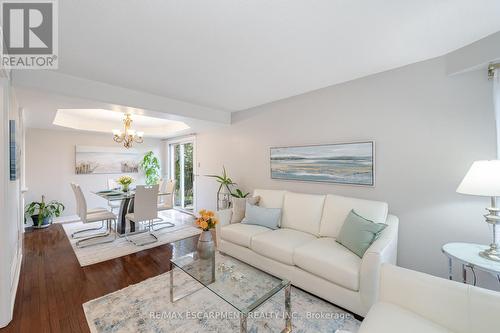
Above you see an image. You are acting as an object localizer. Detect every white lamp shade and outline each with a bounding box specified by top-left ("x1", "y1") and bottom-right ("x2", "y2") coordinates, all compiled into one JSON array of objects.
[{"x1": 457, "y1": 160, "x2": 500, "y2": 196}]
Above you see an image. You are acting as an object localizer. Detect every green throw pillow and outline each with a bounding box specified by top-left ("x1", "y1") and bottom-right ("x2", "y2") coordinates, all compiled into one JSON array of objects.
[{"x1": 336, "y1": 210, "x2": 387, "y2": 258}]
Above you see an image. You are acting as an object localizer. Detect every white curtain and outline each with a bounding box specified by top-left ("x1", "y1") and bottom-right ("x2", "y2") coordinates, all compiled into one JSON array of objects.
[{"x1": 494, "y1": 68, "x2": 500, "y2": 158}]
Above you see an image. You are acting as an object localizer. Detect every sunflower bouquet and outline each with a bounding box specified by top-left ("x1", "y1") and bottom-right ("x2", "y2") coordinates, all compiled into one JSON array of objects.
[{"x1": 195, "y1": 209, "x2": 218, "y2": 231}]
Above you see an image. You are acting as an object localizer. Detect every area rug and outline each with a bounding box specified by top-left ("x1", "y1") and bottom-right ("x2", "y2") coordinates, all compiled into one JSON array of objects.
[
  {"x1": 83, "y1": 267, "x2": 361, "y2": 333},
  {"x1": 63, "y1": 218, "x2": 201, "y2": 267}
]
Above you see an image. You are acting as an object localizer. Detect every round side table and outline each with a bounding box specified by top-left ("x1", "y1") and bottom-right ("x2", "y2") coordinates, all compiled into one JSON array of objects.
[{"x1": 442, "y1": 242, "x2": 500, "y2": 286}]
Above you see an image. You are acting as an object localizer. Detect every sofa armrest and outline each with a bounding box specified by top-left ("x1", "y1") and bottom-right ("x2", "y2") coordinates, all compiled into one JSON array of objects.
[
  {"x1": 215, "y1": 209, "x2": 232, "y2": 248},
  {"x1": 377, "y1": 264, "x2": 470, "y2": 332},
  {"x1": 359, "y1": 214, "x2": 399, "y2": 313}
]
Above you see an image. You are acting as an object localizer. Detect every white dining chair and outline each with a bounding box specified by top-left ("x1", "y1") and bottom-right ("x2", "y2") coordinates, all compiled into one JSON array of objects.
[
  {"x1": 125, "y1": 184, "x2": 159, "y2": 246},
  {"x1": 106, "y1": 178, "x2": 121, "y2": 213},
  {"x1": 73, "y1": 184, "x2": 117, "y2": 248},
  {"x1": 154, "y1": 179, "x2": 176, "y2": 230},
  {"x1": 70, "y1": 183, "x2": 109, "y2": 239}
]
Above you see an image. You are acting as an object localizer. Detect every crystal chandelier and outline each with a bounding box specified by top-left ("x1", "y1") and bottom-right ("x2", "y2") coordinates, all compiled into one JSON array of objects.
[{"x1": 112, "y1": 114, "x2": 144, "y2": 149}]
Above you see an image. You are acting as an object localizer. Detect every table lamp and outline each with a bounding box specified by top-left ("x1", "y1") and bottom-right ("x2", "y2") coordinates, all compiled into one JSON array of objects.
[{"x1": 457, "y1": 160, "x2": 500, "y2": 261}]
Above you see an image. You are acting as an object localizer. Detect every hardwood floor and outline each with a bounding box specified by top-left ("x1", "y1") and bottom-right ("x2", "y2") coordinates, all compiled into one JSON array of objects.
[{"x1": 1, "y1": 223, "x2": 201, "y2": 333}]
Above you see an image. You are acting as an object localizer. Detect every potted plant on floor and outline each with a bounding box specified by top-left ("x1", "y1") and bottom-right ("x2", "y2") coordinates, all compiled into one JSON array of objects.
[
  {"x1": 139, "y1": 151, "x2": 161, "y2": 185},
  {"x1": 25, "y1": 195, "x2": 65, "y2": 229}
]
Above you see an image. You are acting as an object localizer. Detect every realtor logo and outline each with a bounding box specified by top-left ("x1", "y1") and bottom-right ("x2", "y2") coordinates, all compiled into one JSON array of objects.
[{"x1": 0, "y1": 0, "x2": 58, "y2": 69}]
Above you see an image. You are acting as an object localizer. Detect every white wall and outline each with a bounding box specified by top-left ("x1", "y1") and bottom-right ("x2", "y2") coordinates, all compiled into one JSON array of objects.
[
  {"x1": 196, "y1": 55, "x2": 500, "y2": 289},
  {"x1": 25, "y1": 128, "x2": 162, "y2": 218},
  {"x1": 0, "y1": 78, "x2": 23, "y2": 328}
]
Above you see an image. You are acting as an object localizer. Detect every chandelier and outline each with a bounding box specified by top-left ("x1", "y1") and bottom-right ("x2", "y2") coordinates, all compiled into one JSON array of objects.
[{"x1": 112, "y1": 114, "x2": 144, "y2": 149}]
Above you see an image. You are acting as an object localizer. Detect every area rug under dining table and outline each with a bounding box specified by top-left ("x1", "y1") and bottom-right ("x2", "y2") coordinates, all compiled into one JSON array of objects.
[
  {"x1": 83, "y1": 268, "x2": 360, "y2": 333},
  {"x1": 62, "y1": 211, "x2": 201, "y2": 267}
]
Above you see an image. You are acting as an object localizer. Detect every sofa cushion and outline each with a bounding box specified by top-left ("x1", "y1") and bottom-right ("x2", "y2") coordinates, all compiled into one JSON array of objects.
[
  {"x1": 320, "y1": 194, "x2": 388, "y2": 238},
  {"x1": 251, "y1": 229, "x2": 316, "y2": 265},
  {"x1": 241, "y1": 203, "x2": 281, "y2": 230},
  {"x1": 231, "y1": 196, "x2": 260, "y2": 223},
  {"x1": 294, "y1": 237, "x2": 361, "y2": 291},
  {"x1": 253, "y1": 189, "x2": 286, "y2": 208},
  {"x1": 220, "y1": 223, "x2": 273, "y2": 248},
  {"x1": 359, "y1": 302, "x2": 452, "y2": 333},
  {"x1": 336, "y1": 210, "x2": 387, "y2": 258},
  {"x1": 281, "y1": 192, "x2": 325, "y2": 236}
]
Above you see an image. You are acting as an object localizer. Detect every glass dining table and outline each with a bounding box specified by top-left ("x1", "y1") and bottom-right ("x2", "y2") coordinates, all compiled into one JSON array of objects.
[{"x1": 93, "y1": 189, "x2": 171, "y2": 235}]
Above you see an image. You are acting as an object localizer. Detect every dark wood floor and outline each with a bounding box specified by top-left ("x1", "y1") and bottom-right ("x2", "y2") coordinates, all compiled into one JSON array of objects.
[{"x1": 1, "y1": 224, "x2": 201, "y2": 333}]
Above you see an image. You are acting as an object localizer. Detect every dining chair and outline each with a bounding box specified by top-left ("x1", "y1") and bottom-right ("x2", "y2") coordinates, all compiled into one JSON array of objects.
[
  {"x1": 106, "y1": 178, "x2": 121, "y2": 213},
  {"x1": 73, "y1": 184, "x2": 117, "y2": 248},
  {"x1": 154, "y1": 179, "x2": 176, "y2": 231},
  {"x1": 70, "y1": 183, "x2": 109, "y2": 239},
  {"x1": 125, "y1": 184, "x2": 159, "y2": 246}
]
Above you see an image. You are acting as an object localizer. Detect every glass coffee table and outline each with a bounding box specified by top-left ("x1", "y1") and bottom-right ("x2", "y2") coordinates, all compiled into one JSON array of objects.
[{"x1": 170, "y1": 251, "x2": 292, "y2": 332}]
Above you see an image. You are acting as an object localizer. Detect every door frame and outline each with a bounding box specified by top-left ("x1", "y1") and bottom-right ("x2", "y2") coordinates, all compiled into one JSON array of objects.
[{"x1": 166, "y1": 135, "x2": 197, "y2": 213}]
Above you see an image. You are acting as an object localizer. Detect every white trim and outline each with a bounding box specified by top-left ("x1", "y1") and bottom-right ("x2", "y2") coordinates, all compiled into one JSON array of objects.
[
  {"x1": 165, "y1": 135, "x2": 197, "y2": 212},
  {"x1": 10, "y1": 254, "x2": 21, "y2": 314}
]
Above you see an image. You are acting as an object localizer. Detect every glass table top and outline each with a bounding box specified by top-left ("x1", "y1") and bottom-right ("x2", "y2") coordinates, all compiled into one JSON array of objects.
[
  {"x1": 171, "y1": 251, "x2": 289, "y2": 314},
  {"x1": 93, "y1": 189, "x2": 171, "y2": 201},
  {"x1": 442, "y1": 242, "x2": 500, "y2": 274}
]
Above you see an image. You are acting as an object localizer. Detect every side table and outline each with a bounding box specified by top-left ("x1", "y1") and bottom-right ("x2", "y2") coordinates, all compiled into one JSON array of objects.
[{"x1": 442, "y1": 242, "x2": 500, "y2": 286}]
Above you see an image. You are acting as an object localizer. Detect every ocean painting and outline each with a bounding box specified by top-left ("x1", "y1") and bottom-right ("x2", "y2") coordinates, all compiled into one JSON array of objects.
[
  {"x1": 75, "y1": 145, "x2": 140, "y2": 175},
  {"x1": 270, "y1": 142, "x2": 374, "y2": 186}
]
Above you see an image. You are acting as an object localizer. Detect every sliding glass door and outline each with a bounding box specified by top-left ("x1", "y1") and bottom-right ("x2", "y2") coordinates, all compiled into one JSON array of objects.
[{"x1": 169, "y1": 138, "x2": 195, "y2": 212}]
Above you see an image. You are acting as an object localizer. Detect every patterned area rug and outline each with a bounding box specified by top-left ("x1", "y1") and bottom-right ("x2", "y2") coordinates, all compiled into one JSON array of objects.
[
  {"x1": 83, "y1": 268, "x2": 361, "y2": 333},
  {"x1": 62, "y1": 211, "x2": 201, "y2": 266}
]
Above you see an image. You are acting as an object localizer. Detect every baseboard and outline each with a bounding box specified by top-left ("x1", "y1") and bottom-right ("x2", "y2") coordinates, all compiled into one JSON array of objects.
[
  {"x1": 10, "y1": 253, "x2": 21, "y2": 320},
  {"x1": 0, "y1": 253, "x2": 21, "y2": 329}
]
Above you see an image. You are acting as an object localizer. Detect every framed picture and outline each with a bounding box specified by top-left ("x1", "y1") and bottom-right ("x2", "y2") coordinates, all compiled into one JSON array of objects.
[
  {"x1": 9, "y1": 120, "x2": 18, "y2": 181},
  {"x1": 270, "y1": 141, "x2": 374, "y2": 186},
  {"x1": 75, "y1": 145, "x2": 141, "y2": 175}
]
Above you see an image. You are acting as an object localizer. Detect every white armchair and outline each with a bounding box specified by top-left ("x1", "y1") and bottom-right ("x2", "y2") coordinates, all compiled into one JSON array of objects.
[{"x1": 359, "y1": 264, "x2": 500, "y2": 333}]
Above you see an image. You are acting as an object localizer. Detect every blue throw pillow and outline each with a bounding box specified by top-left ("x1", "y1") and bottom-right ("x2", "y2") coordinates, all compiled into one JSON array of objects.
[{"x1": 241, "y1": 203, "x2": 281, "y2": 230}]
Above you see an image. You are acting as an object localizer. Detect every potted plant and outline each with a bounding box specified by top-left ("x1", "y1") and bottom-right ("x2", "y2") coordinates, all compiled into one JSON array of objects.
[
  {"x1": 139, "y1": 151, "x2": 161, "y2": 185},
  {"x1": 231, "y1": 189, "x2": 250, "y2": 198},
  {"x1": 207, "y1": 166, "x2": 236, "y2": 210},
  {"x1": 195, "y1": 209, "x2": 218, "y2": 259},
  {"x1": 25, "y1": 195, "x2": 65, "y2": 229},
  {"x1": 117, "y1": 175, "x2": 134, "y2": 192}
]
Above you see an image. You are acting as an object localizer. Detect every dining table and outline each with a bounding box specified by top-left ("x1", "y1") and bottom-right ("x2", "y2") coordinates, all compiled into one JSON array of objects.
[{"x1": 93, "y1": 189, "x2": 171, "y2": 235}]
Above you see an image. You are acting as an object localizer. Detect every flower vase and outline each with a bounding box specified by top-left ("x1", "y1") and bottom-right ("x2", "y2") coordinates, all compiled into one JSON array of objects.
[
  {"x1": 197, "y1": 230, "x2": 215, "y2": 259},
  {"x1": 122, "y1": 184, "x2": 129, "y2": 192}
]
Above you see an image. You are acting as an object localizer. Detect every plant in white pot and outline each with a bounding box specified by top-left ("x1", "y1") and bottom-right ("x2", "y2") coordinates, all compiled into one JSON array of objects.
[{"x1": 207, "y1": 166, "x2": 236, "y2": 210}]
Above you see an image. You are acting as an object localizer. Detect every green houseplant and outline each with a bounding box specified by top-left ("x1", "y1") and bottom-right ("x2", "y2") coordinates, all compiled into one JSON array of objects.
[
  {"x1": 140, "y1": 151, "x2": 161, "y2": 185},
  {"x1": 25, "y1": 195, "x2": 65, "y2": 228},
  {"x1": 207, "y1": 166, "x2": 236, "y2": 210},
  {"x1": 231, "y1": 189, "x2": 250, "y2": 198}
]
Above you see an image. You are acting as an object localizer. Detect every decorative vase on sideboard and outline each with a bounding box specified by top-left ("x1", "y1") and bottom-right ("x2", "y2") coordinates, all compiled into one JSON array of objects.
[{"x1": 197, "y1": 230, "x2": 215, "y2": 259}]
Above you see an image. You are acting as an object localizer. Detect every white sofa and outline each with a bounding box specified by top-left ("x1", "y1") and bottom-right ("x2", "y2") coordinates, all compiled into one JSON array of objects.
[
  {"x1": 359, "y1": 264, "x2": 500, "y2": 332},
  {"x1": 216, "y1": 189, "x2": 399, "y2": 316}
]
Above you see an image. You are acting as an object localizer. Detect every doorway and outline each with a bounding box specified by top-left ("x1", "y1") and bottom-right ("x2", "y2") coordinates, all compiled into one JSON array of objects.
[{"x1": 168, "y1": 137, "x2": 195, "y2": 212}]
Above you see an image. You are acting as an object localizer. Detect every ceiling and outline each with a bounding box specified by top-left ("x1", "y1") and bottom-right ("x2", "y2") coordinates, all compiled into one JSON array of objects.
[
  {"x1": 53, "y1": 109, "x2": 190, "y2": 138},
  {"x1": 53, "y1": 0, "x2": 500, "y2": 111},
  {"x1": 17, "y1": 88, "x2": 224, "y2": 138}
]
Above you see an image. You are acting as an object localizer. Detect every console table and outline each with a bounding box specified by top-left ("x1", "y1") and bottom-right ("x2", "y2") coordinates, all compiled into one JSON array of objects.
[{"x1": 442, "y1": 242, "x2": 500, "y2": 285}]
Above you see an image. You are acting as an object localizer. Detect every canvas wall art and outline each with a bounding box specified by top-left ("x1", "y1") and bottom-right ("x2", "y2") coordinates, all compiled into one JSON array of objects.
[
  {"x1": 75, "y1": 145, "x2": 140, "y2": 175},
  {"x1": 270, "y1": 141, "x2": 374, "y2": 186},
  {"x1": 9, "y1": 120, "x2": 18, "y2": 181}
]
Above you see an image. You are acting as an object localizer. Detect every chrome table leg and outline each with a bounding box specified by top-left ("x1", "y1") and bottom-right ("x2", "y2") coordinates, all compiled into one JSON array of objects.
[
  {"x1": 282, "y1": 284, "x2": 292, "y2": 333},
  {"x1": 240, "y1": 312, "x2": 247, "y2": 333}
]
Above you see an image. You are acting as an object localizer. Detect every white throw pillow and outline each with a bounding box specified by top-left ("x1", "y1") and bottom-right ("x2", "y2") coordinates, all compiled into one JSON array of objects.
[{"x1": 231, "y1": 196, "x2": 260, "y2": 223}]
